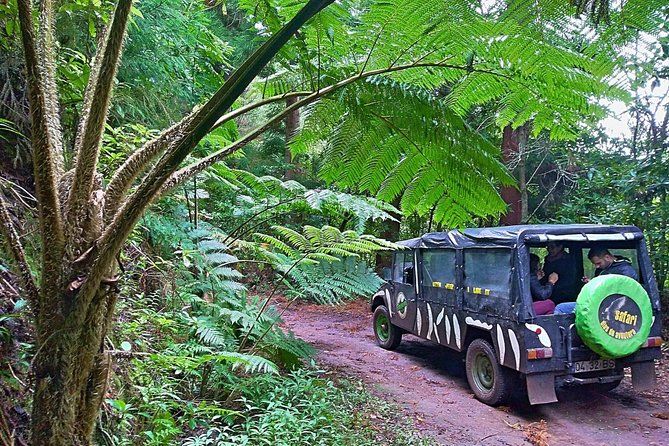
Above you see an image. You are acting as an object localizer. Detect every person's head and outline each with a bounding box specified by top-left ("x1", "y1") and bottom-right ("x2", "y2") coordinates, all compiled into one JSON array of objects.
[
  {"x1": 588, "y1": 247, "x2": 615, "y2": 270},
  {"x1": 547, "y1": 241, "x2": 565, "y2": 257},
  {"x1": 530, "y1": 253, "x2": 541, "y2": 273}
]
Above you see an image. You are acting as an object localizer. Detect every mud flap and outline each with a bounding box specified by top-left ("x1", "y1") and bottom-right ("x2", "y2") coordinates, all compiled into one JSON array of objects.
[
  {"x1": 631, "y1": 361, "x2": 656, "y2": 391},
  {"x1": 526, "y1": 373, "x2": 558, "y2": 405}
]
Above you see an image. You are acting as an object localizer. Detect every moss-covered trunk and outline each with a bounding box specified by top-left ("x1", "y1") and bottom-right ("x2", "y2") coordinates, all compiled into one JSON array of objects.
[{"x1": 30, "y1": 286, "x2": 116, "y2": 445}]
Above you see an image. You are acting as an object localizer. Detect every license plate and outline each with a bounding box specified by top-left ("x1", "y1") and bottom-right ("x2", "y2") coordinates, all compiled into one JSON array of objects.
[{"x1": 574, "y1": 359, "x2": 616, "y2": 373}]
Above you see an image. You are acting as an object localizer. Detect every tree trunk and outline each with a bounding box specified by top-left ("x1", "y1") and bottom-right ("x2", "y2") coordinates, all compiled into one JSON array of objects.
[
  {"x1": 499, "y1": 124, "x2": 530, "y2": 225},
  {"x1": 30, "y1": 293, "x2": 112, "y2": 444},
  {"x1": 499, "y1": 125, "x2": 522, "y2": 225},
  {"x1": 518, "y1": 130, "x2": 529, "y2": 222},
  {"x1": 284, "y1": 96, "x2": 300, "y2": 180}
]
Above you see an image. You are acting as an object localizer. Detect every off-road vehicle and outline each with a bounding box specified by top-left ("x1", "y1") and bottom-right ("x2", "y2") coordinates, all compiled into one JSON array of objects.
[{"x1": 370, "y1": 224, "x2": 662, "y2": 405}]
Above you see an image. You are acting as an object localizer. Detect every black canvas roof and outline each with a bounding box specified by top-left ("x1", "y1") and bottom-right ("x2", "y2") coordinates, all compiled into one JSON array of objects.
[{"x1": 398, "y1": 224, "x2": 643, "y2": 249}]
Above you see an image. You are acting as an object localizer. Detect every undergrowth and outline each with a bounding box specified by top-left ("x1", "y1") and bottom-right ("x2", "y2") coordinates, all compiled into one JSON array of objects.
[
  {"x1": 95, "y1": 204, "x2": 428, "y2": 445},
  {"x1": 183, "y1": 371, "x2": 436, "y2": 446}
]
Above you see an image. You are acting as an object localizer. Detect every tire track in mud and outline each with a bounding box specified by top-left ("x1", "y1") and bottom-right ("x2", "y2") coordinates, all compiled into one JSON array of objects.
[{"x1": 281, "y1": 298, "x2": 669, "y2": 446}]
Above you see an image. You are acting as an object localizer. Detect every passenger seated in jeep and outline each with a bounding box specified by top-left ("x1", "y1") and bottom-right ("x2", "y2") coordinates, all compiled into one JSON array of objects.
[
  {"x1": 554, "y1": 247, "x2": 639, "y2": 314},
  {"x1": 543, "y1": 242, "x2": 580, "y2": 305},
  {"x1": 583, "y1": 247, "x2": 638, "y2": 282},
  {"x1": 530, "y1": 253, "x2": 557, "y2": 315}
]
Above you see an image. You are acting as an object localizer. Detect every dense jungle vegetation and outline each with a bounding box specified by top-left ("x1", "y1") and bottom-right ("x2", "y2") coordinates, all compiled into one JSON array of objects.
[{"x1": 0, "y1": 0, "x2": 667, "y2": 444}]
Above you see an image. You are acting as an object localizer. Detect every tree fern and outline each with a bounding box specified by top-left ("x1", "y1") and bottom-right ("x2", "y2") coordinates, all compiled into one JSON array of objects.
[
  {"x1": 255, "y1": 225, "x2": 395, "y2": 304},
  {"x1": 208, "y1": 165, "x2": 399, "y2": 231},
  {"x1": 286, "y1": 256, "x2": 384, "y2": 304},
  {"x1": 256, "y1": 224, "x2": 397, "y2": 263},
  {"x1": 225, "y1": 0, "x2": 665, "y2": 227},
  {"x1": 150, "y1": 351, "x2": 279, "y2": 375}
]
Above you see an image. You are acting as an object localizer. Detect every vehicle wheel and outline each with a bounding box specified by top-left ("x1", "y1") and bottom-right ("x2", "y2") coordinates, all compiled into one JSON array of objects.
[
  {"x1": 465, "y1": 338, "x2": 513, "y2": 406},
  {"x1": 373, "y1": 305, "x2": 402, "y2": 350}
]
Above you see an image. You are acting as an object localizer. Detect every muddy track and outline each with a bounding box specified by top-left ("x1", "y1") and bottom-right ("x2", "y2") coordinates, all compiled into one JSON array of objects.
[{"x1": 281, "y1": 298, "x2": 669, "y2": 446}]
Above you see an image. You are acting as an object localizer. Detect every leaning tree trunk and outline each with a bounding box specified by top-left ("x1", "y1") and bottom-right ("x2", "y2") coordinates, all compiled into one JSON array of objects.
[{"x1": 284, "y1": 96, "x2": 301, "y2": 180}]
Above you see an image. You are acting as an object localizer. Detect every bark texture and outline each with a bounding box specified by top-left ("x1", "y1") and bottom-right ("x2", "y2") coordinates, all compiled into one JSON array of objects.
[
  {"x1": 284, "y1": 96, "x2": 301, "y2": 179},
  {"x1": 499, "y1": 124, "x2": 529, "y2": 225}
]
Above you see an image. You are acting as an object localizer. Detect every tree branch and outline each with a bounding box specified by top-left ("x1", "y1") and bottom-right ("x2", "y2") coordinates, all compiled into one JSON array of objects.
[
  {"x1": 17, "y1": 0, "x2": 65, "y2": 297},
  {"x1": 68, "y1": 0, "x2": 133, "y2": 233},
  {"x1": 161, "y1": 61, "x2": 474, "y2": 194},
  {"x1": 104, "y1": 112, "x2": 195, "y2": 224},
  {"x1": 72, "y1": 0, "x2": 336, "y2": 326},
  {"x1": 36, "y1": 0, "x2": 64, "y2": 172},
  {"x1": 104, "y1": 91, "x2": 309, "y2": 222},
  {"x1": 0, "y1": 190, "x2": 39, "y2": 312}
]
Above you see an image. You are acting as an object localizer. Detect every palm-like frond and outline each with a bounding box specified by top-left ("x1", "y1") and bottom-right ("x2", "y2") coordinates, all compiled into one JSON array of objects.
[
  {"x1": 209, "y1": 165, "x2": 399, "y2": 231},
  {"x1": 237, "y1": 0, "x2": 663, "y2": 226},
  {"x1": 286, "y1": 256, "x2": 384, "y2": 304},
  {"x1": 303, "y1": 80, "x2": 513, "y2": 226},
  {"x1": 257, "y1": 224, "x2": 397, "y2": 262}
]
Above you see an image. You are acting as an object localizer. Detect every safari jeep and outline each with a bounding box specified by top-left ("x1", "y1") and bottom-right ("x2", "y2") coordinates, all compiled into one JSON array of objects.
[{"x1": 370, "y1": 224, "x2": 663, "y2": 405}]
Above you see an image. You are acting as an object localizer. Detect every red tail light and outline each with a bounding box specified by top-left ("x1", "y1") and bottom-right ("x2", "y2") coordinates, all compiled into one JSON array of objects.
[
  {"x1": 527, "y1": 348, "x2": 553, "y2": 360},
  {"x1": 641, "y1": 337, "x2": 663, "y2": 348}
]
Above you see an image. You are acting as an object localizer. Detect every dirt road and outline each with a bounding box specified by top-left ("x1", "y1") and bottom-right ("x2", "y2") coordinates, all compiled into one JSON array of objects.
[{"x1": 281, "y1": 298, "x2": 669, "y2": 446}]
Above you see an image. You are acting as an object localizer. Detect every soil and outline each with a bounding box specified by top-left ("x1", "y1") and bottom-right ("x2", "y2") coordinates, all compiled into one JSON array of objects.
[{"x1": 280, "y1": 298, "x2": 669, "y2": 446}]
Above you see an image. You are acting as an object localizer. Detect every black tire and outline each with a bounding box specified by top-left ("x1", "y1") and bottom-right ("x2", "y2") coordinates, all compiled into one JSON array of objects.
[
  {"x1": 373, "y1": 305, "x2": 402, "y2": 350},
  {"x1": 465, "y1": 338, "x2": 514, "y2": 406}
]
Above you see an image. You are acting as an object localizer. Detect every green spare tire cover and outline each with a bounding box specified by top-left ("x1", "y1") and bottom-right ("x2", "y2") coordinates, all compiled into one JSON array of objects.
[{"x1": 575, "y1": 274, "x2": 652, "y2": 359}]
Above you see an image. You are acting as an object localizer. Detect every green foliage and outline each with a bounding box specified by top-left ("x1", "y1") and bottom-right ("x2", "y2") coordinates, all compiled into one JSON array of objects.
[
  {"x1": 113, "y1": 0, "x2": 232, "y2": 127},
  {"x1": 254, "y1": 224, "x2": 394, "y2": 304},
  {"x1": 200, "y1": 165, "x2": 400, "y2": 233},
  {"x1": 239, "y1": 0, "x2": 643, "y2": 226},
  {"x1": 181, "y1": 370, "x2": 437, "y2": 446},
  {"x1": 297, "y1": 80, "x2": 514, "y2": 227},
  {"x1": 284, "y1": 256, "x2": 384, "y2": 304},
  {"x1": 101, "y1": 124, "x2": 160, "y2": 176},
  {"x1": 256, "y1": 224, "x2": 397, "y2": 263},
  {"x1": 106, "y1": 211, "x2": 321, "y2": 443}
]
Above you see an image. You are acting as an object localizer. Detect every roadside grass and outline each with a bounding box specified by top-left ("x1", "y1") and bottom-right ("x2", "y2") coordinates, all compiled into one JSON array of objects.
[{"x1": 182, "y1": 368, "x2": 437, "y2": 446}]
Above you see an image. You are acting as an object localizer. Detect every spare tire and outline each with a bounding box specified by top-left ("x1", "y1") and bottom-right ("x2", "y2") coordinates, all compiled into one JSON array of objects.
[{"x1": 575, "y1": 274, "x2": 652, "y2": 359}]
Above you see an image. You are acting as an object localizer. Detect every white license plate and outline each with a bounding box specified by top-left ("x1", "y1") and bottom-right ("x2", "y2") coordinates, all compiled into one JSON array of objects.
[{"x1": 574, "y1": 359, "x2": 616, "y2": 373}]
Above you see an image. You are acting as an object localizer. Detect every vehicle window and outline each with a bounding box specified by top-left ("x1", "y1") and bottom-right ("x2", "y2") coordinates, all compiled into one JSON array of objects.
[
  {"x1": 422, "y1": 249, "x2": 456, "y2": 287},
  {"x1": 464, "y1": 248, "x2": 513, "y2": 296},
  {"x1": 392, "y1": 251, "x2": 415, "y2": 285}
]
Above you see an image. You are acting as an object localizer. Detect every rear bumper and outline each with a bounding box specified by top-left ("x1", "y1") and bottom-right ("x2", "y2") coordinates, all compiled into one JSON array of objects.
[
  {"x1": 560, "y1": 372, "x2": 624, "y2": 386},
  {"x1": 523, "y1": 345, "x2": 661, "y2": 375}
]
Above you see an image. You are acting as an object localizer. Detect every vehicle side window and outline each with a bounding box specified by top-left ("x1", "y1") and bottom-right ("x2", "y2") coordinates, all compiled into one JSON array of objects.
[
  {"x1": 421, "y1": 249, "x2": 456, "y2": 287},
  {"x1": 464, "y1": 248, "x2": 513, "y2": 297},
  {"x1": 392, "y1": 251, "x2": 415, "y2": 285}
]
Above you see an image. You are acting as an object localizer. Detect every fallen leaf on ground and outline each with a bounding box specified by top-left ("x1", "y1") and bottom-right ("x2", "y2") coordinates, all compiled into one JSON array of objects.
[
  {"x1": 523, "y1": 420, "x2": 549, "y2": 446},
  {"x1": 503, "y1": 420, "x2": 522, "y2": 430},
  {"x1": 651, "y1": 412, "x2": 669, "y2": 420}
]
